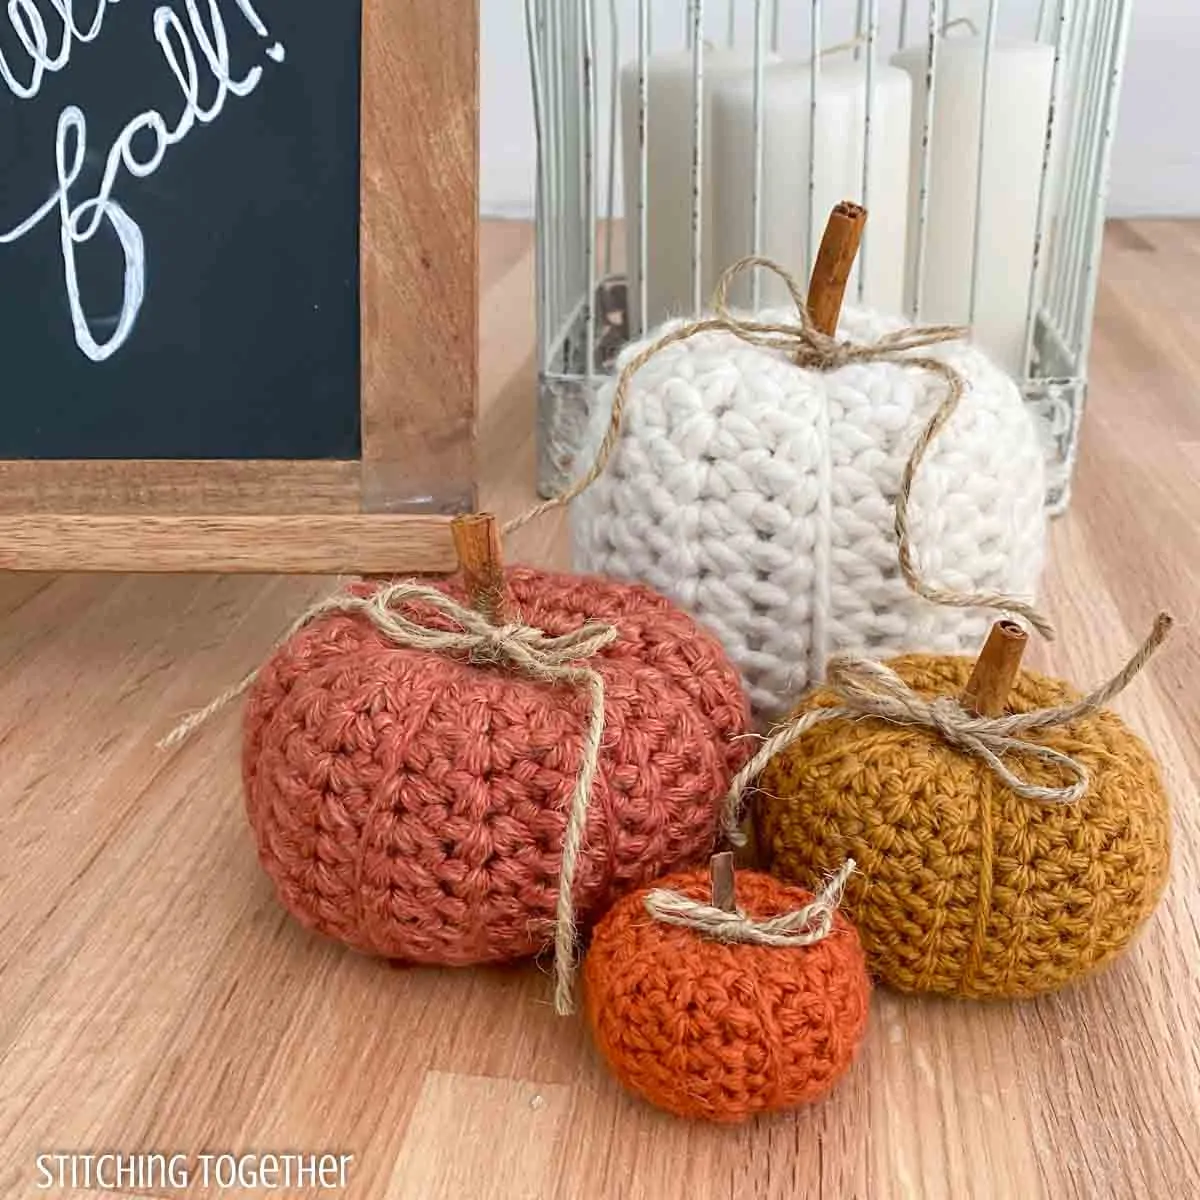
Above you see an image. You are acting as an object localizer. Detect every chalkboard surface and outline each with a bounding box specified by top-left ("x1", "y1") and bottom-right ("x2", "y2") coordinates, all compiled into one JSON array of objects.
[{"x1": 0, "y1": 0, "x2": 361, "y2": 459}]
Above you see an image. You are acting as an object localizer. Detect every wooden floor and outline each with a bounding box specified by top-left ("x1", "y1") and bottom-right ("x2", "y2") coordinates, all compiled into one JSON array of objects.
[{"x1": 1, "y1": 221, "x2": 1198, "y2": 1200}]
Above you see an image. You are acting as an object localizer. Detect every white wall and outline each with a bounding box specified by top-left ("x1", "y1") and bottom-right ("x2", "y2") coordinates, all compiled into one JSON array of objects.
[
  {"x1": 480, "y1": 0, "x2": 537, "y2": 219},
  {"x1": 1108, "y1": 0, "x2": 1200, "y2": 216},
  {"x1": 481, "y1": 0, "x2": 1200, "y2": 220}
]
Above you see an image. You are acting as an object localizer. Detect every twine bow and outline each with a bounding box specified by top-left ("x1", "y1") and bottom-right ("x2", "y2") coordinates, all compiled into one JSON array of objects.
[
  {"x1": 505, "y1": 255, "x2": 1055, "y2": 640},
  {"x1": 706, "y1": 254, "x2": 967, "y2": 373},
  {"x1": 645, "y1": 859, "x2": 856, "y2": 948},
  {"x1": 159, "y1": 582, "x2": 618, "y2": 1017},
  {"x1": 720, "y1": 612, "x2": 1174, "y2": 844}
]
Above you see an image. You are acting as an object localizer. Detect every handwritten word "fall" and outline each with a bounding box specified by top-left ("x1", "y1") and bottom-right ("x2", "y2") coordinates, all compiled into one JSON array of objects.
[{"x1": 0, "y1": 0, "x2": 285, "y2": 361}]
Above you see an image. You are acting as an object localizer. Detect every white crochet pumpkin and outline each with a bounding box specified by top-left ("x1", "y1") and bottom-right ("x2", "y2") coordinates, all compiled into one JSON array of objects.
[{"x1": 572, "y1": 305, "x2": 1047, "y2": 719}]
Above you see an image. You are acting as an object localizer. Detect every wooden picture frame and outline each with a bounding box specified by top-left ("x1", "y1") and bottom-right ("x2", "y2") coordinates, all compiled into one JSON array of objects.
[{"x1": 0, "y1": 0, "x2": 478, "y2": 574}]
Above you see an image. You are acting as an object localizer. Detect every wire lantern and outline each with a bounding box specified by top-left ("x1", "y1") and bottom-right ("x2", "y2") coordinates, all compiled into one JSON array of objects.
[{"x1": 525, "y1": 0, "x2": 1133, "y2": 514}]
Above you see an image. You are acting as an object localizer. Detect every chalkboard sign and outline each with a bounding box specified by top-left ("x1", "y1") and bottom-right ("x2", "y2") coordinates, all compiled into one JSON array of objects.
[
  {"x1": 0, "y1": 1, "x2": 479, "y2": 574},
  {"x1": 0, "y1": 0, "x2": 362, "y2": 460}
]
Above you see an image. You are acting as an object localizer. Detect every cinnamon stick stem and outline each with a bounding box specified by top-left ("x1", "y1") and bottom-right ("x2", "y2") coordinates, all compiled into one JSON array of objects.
[
  {"x1": 710, "y1": 851, "x2": 736, "y2": 913},
  {"x1": 450, "y1": 512, "x2": 510, "y2": 625},
  {"x1": 807, "y1": 201, "x2": 868, "y2": 336},
  {"x1": 961, "y1": 620, "x2": 1029, "y2": 718}
]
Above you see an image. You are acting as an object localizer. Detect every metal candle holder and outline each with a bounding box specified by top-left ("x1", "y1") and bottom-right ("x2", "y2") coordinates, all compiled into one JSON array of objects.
[{"x1": 525, "y1": 0, "x2": 1133, "y2": 513}]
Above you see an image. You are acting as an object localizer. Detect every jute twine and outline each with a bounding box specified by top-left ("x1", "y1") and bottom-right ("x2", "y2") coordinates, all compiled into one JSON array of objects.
[
  {"x1": 644, "y1": 860, "x2": 856, "y2": 948},
  {"x1": 717, "y1": 612, "x2": 1174, "y2": 846},
  {"x1": 162, "y1": 582, "x2": 617, "y2": 1016},
  {"x1": 504, "y1": 254, "x2": 1056, "y2": 640}
]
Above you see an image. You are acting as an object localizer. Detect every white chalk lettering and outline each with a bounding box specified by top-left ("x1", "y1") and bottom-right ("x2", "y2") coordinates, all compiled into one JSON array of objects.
[
  {"x1": 1, "y1": 0, "x2": 115, "y2": 101},
  {"x1": 0, "y1": 0, "x2": 285, "y2": 360}
]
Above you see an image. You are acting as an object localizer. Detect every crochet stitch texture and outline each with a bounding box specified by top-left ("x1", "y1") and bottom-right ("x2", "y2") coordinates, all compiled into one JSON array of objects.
[
  {"x1": 758, "y1": 653, "x2": 1171, "y2": 998},
  {"x1": 243, "y1": 568, "x2": 750, "y2": 965},
  {"x1": 584, "y1": 868, "x2": 869, "y2": 1121},
  {"x1": 573, "y1": 306, "x2": 1047, "y2": 718}
]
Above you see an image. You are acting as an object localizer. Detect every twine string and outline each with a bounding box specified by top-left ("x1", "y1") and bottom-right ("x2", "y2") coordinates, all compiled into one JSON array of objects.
[
  {"x1": 160, "y1": 582, "x2": 617, "y2": 1017},
  {"x1": 503, "y1": 255, "x2": 1055, "y2": 640},
  {"x1": 644, "y1": 859, "x2": 856, "y2": 947},
  {"x1": 719, "y1": 612, "x2": 1174, "y2": 844}
]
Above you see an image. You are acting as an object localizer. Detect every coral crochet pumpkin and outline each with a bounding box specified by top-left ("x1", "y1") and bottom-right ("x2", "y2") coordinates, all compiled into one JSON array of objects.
[
  {"x1": 584, "y1": 869, "x2": 870, "y2": 1122},
  {"x1": 243, "y1": 568, "x2": 750, "y2": 965},
  {"x1": 757, "y1": 654, "x2": 1171, "y2": 998}
]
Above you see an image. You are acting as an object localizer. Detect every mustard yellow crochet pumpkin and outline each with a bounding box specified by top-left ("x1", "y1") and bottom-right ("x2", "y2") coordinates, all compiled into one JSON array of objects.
[{"x1": 757, "y1": 653, "x2": 1171, "y2": 999}]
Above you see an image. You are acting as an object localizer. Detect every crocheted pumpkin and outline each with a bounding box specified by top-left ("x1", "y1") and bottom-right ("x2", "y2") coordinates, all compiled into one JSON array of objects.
[
  {"x1": 757, "y1": 654, "x2": 1171, "y2": 998},
  {"x1": 572, "y1": 309, "x2": 1046, "y2": 719},
  {"x1": 584, "y1": 868, "x2": 870, "y2": 1121},
  {"x1": 243, "y1": 568, "x2": 750, "y2": 966}
]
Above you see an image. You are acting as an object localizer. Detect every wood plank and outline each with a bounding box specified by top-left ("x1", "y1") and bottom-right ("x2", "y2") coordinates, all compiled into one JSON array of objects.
[
  {"x1": 384, "y1": 1074, "x2": 571, "y2": 1200},
  {"x1": 0, "y1": 515, "x2": 457, "y2": 573},
  {"x1": 0, "y1": 460, "x2": 362, "y2": 515},
  {"x1": 480, "y1": 218, "x2": 539, "y2": 286},
  {"x1": 360, "y1": 0, "x2": 479, "y2": 514},
  {"x1": 476, "y1": 226, "x2": 569, "y2": 568}
]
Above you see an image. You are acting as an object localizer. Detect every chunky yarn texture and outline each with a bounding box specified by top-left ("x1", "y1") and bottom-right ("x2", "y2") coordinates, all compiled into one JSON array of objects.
[
  {"x1": 572, "y1": 306, "x2": 1047, "y2": 718},
  {"x1": 757, "y1": 654, "x2": 1171, "y2": 998},
  {"x1": 584, "y1": 868, "x2": 870, "y2": 1122},
  {"x1": 243, "y1": 568, "x2": 750, "y2": 966}
]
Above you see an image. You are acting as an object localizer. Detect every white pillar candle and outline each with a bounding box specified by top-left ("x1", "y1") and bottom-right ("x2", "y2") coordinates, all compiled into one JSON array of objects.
[
  {"x1": 892, "y1": 39, "x2": 1054, "y2": 378},
  {"x1": 621, "y1": 49, "x2": 772, "y2": 334},
  {"x1": 710, "y1": 60, "x2": 912, "y2": 315}
]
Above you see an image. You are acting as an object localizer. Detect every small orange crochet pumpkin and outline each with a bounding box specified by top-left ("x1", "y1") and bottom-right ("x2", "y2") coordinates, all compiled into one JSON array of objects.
[{"x1": 583, "y1": 863, "x2": 870, "y2": 1122}]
